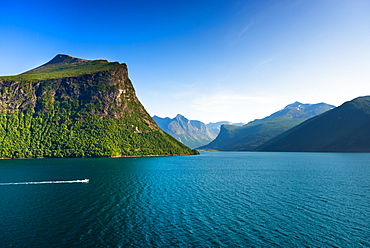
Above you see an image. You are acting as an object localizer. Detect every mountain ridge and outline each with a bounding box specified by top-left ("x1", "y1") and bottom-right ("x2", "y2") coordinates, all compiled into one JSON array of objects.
[
  {"x1": 25, "y1": 54, "x2": 90, "y2": 73},
  {"x1": 0, "y1": 55, "x2": 198, "y2": 158},
  {"x1": 198, "y1": 101, "x2": 335, "y2": 151},
  {"x1": 206, "y1": 121, "x2": 244, "y2": 135},
  {"x1": 0, "y1": 54, "x2": 122, "y2": 82},
  {"x1": 258, "y1": 96, "x2": 370, "y2": 152},
  {"x1": 153, "y1": 114, "x2": 216, "y2": 149}
]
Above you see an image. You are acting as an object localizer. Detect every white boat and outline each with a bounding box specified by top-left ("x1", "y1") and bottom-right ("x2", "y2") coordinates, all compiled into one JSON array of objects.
[{"x1": 82, "y1": 179, "x2": 89, "y2": 183}]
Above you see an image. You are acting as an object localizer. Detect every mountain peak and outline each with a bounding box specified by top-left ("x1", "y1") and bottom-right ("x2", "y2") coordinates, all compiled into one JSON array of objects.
[
  {"x1": 45, "y1": 54, "x2": 89, "y2": 65},
  {"x1": 1, "y1": 54, "x2": 123, "y2": 81},
  {"x1": 286, "y1": 101, "x2": 303, "y2": 108},
  {"x1": 22, "y1": 54, "x2": 91, "y2": 75},
  {"x1": 0, "y1": 55, "x2": 197, "y2": 158},
  {"x1": 175, "y1": 114, "x2": 188, "y2": 121},
  {"x1": 153, "y1": 114, "x2": 217, "y2": 149},
  {"x1": 259, "y1": 96, "x2": 370, "y2": 152}
]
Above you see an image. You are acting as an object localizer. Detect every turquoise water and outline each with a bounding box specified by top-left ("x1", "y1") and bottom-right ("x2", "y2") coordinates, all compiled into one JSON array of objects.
[{"x1": 0, "y1": 152, "x2": 369, "y2": 247}]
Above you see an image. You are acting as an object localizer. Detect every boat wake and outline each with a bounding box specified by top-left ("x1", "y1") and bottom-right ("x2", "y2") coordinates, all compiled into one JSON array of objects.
[{"x1": 0, "y1": 179, "x2": 89, "y2": 186}]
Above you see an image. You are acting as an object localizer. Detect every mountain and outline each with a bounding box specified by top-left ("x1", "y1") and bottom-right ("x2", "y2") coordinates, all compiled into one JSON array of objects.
[
  {"x1": 258, "y1": 96, "x2": 370, "y2": 152},
  {"x1": 0, "y1": 54, "x2": 198, "y2": 158},
  {"x1": 198, "y1": 102, "x2": 335, "y2": 151},
  {"x1": 206, "y1": 121, "x2": 244, "y2": 135},
  {"x1": 152, "y1": 114, "x2": 216, "y2": 149}
]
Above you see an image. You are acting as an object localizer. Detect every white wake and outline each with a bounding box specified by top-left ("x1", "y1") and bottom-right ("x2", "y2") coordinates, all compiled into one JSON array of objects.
[{"x1": 0, "y1": 179, "x2": 89, "y2": 186}]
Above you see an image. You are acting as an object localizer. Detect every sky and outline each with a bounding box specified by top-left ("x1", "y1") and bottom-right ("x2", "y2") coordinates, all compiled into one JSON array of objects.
[{"x1": 1, "y1": 0, "x2": 370, "y2": 123}]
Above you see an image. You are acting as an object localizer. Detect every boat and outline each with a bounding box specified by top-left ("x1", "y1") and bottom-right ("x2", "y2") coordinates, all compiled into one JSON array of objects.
[{"x1": 82, "y1": 179, "x2": 89, "y2": 183}]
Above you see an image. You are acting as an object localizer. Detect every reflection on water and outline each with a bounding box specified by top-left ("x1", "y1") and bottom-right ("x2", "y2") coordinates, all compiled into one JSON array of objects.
[{"x1": 0, "y1": 152, "x2": 369, "y2": 247}]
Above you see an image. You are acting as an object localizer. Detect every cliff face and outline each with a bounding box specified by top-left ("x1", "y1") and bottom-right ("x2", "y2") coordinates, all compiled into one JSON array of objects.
[
  {"x1": 0, "y1": 63, "x2": 154, "y2": 124},
  {"x1": 0, "y1": 55, "x2": 197, "y2": 158}
]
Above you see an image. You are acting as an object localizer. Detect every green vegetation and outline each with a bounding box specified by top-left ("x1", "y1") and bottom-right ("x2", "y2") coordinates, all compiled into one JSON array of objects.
[
  {"x1": 199, "y1": 101, "x2": 334, "y2": 151},
  {"x1": 199, "y1": 118, "x2": 305, "y2": 151},
  {"x1": 258, "y1": 96, "x2": 370, "y2": 152},
  {"x1": 0, "y1": 109, "x2": 197, "y2": 158},
  {"x1": 0, "y1": 55, "x2": 198, "y2": 158},
  {"x1": 0, "y1": 57, "x2": 121, "y2": 82}
]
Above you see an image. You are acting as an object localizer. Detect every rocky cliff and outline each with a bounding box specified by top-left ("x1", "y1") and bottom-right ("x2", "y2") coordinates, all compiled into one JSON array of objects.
[{"x1": 0, "y1": 54, "x2": 198, "y2": 158}]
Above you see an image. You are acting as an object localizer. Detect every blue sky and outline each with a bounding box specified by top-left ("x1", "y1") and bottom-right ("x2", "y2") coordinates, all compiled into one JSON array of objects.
[{"x1": 1, "y1": 0, "x2": 370, "y2": 123}]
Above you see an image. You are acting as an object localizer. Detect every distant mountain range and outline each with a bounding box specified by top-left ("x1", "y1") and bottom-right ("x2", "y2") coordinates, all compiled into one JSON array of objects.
[
  {"x1": 154, "y1": 96, "x2": 370, "y2": 153},
  {"x1": 258, "y1": 96, "x2": 370, "y2": 152},
  {"x1": 198, "y1": 102, "x2": 335, "y2": 151},
  {"x1": 152, "y1": 114, "x2": 217, "y2": 149}
]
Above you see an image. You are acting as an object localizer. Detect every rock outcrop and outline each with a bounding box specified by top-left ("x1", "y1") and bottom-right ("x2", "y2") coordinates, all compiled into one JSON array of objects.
[{"x1": 0, "y1": 54, "x2": 198, "y2": 158}]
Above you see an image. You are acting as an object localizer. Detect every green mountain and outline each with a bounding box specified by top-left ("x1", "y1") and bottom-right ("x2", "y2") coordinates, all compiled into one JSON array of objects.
[
  {"x1": 206, "y1": 121, "x2": 244, "y2": 135},
  {"x1": 0, "y1": 54, "x2": 198, "y2": 158},
  {"x1": 198, "y1": 102, "x2": 334, "y2": 151},
  {"x1": 258, "y1": 96, "x2": 370, "y2": 152},
  {"x1": 153, "y1": 114, "x2": 217, "y2": 149}
]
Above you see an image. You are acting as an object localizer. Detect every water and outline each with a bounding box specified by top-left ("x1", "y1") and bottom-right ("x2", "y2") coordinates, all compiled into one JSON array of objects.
[
  {"x1": 0, "y1": 152, "x2": 369, "y2": 247},
  {"x1": 0, "y1": 179, "x2": 89, "y2": 186}
]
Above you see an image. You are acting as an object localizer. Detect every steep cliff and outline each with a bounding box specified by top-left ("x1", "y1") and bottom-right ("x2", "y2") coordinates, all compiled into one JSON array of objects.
[{"x1": 0, "y1": 54, "x2": 198, "y2": 158}]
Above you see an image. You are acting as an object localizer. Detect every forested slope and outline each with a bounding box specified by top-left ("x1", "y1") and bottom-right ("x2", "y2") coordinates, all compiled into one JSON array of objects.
[
  {"x1": 258, "y1": 96, "x2": 370, "y2": 152},
  {"x1": 0, "y1": 54, "x2": 198, "y2": 158}
]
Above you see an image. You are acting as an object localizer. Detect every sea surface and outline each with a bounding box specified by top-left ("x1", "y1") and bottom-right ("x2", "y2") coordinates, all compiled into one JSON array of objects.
[{"x1": 0, "y1": 152, "x2": 369, "y2": 247}]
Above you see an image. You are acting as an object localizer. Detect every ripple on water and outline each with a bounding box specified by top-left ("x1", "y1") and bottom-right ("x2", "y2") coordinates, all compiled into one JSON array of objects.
[{"x1": 0, "y1": 153, "x2": 369, "y2": 247}]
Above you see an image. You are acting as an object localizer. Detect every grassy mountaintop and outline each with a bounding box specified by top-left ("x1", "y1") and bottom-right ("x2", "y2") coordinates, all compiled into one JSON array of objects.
[
  {"x1": 0, "y1": 55, "x2": 198, "y2": 158},
  {"x1": 0, "y1": 54, "x2": 123, "y2": 81}
]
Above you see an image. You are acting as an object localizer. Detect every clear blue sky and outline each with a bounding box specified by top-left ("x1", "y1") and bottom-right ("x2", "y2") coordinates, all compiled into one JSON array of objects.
[{"x1": 1, "y1": 0, "x2": 370, "y2": 123}]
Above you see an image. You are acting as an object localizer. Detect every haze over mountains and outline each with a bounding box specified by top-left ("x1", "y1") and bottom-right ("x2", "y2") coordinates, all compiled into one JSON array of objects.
[
  {"x1": 198, "y1": 102, "x2": 335, "y2": 151},
  {"x1": 259, "y1": 96, "x2": 370, "y2": 152},
  {"x1": 153, "y1": 114, "x2": 217, "y2": 149},
  {"x1": 0, "y1": 54, "x2": 197, "y2": 158},
  {"x1": 206, "y1": 121, "x2": 244, "y2": 135},
  {"x1": 2, "y1": 55, "x2": 369, "y2": 155}
]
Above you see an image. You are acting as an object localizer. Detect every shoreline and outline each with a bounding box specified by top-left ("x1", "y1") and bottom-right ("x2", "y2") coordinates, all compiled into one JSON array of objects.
[{"x1": 0, "y1": 153, "x2": 199, "y2": 160}]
